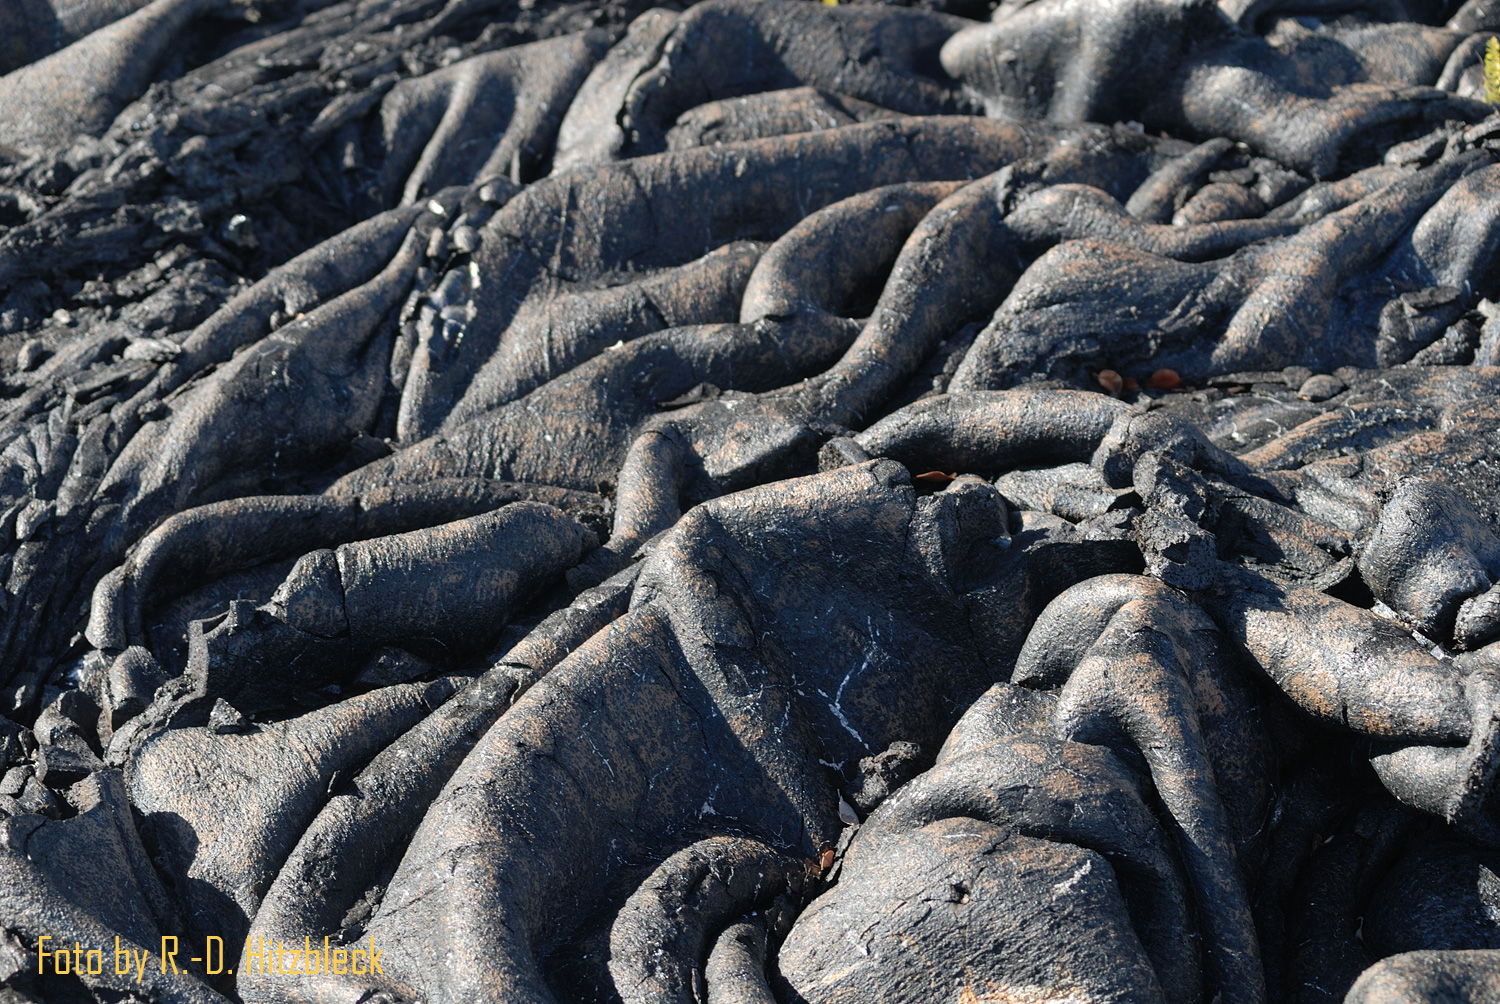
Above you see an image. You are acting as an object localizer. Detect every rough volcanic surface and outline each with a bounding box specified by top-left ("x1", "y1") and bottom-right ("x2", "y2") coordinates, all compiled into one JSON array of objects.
[{"x1": 6, "y1": 0, "x2": 1500, "y2": 1002}]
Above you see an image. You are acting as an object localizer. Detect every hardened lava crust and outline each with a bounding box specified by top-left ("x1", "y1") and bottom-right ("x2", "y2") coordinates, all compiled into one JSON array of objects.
[{"x1": 5, "y1": 0, "x2": 1500, "y2": 1002}]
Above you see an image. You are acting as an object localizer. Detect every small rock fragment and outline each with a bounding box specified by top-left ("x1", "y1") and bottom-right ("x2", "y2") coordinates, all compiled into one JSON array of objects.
[
  {"x1": 16, "y1": 339, "x2": 47, "y2": 371},
  {"x1": 0, "y1": 766, "x2": 30, "y2": 797},
  {"x1": 1298, "y1": 374, "x2": 1345, "y2": 401},
  {"x1": 34, "y1": 743, "x2": 101, "y2": 787},
  {"x1": 208, "y1": 698, "x2": 250, "y2": 735},
  {"x1": 451, "y1": 225, "x2": 479, "y2": 253},
  {"x1": 837, "y1": 795, "x2": 860, "y2": 826}
]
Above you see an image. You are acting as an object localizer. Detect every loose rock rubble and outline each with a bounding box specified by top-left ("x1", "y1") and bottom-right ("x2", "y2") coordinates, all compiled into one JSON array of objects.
[{"x1": 4, "y1": 0, "x2": 1500, "y2": 1001}]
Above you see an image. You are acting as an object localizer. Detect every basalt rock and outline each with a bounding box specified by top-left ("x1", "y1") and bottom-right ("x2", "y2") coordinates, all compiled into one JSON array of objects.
[{"x1": 10, "y1": 0, "x2": 1500, "y2": 1002}]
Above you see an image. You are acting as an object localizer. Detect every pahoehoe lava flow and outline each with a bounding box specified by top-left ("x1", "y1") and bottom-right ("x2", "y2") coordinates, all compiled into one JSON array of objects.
[{"x1": 7, "y1": 0, "x2": 1500, "y2": 1001}]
